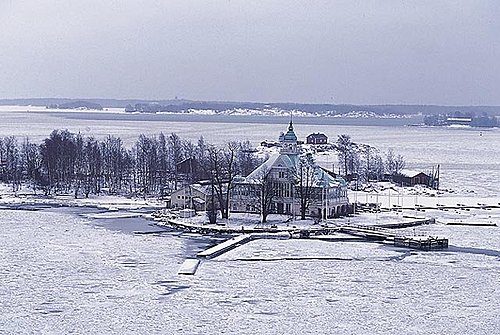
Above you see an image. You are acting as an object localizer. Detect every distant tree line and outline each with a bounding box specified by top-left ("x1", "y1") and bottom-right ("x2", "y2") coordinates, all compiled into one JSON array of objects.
[{"x1": 47, "y1": 100, "x2": 103, "y2": 110}]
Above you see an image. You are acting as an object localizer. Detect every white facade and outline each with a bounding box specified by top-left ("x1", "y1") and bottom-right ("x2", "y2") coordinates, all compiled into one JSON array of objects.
[
  {"x1": 232, "y1": 121, "x2": 350, "y2": 219},
  {"x1": 170, "y1": 184, "x2": 209, "y2": 211}
]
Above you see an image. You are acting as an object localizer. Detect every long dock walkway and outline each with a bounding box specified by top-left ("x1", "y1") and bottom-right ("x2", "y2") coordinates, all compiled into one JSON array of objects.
[
  {"x1": 336, "y1": 223, "x2": 448, "y2": 250},
  {"x1": 357, "y1": 202, "x2": 500, "y2": 213},
  {"x1": 163, "y1": 216, "x2": 446, "y2": 267},
  {"x1": 177, "y1": 217, "x2": 446, "y2": 275},
  {"x1": 162, "y1": 218, "x2": 296, "y2": 235},
  {"x1": 197, "y1": 232, "x2": 291, "y2": 259}
]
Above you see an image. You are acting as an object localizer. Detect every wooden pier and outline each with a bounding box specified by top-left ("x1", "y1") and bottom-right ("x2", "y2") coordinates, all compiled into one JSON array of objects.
[
  {"x1": 173, "y1": 216, "x2": 447, "y2": 275},
  {"x1": 197, "y1": 232, "x2": 291, "y2": 259},
  {"x1": 158, "y1": 215, "x2": 447, "y2": 266},
  {"x1": 394, "y1": 236, "x2": 448, "y2": 250},
  {"x1": 161, "y1": 218, "x2": 296, "y2": 236},
  {"x1": 336, "y1": 223, "x2": 448, "y2": 251},
  {"x1": 355, "y1": 202, "x2": 500, "y2": 213},
  {"x1": 197, "y1": 234, "x2": 253, "y2": 259}
]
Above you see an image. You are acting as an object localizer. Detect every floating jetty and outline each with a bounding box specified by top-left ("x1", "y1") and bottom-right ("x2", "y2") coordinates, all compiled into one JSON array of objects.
[
  {"x1": 161, "y1": 218, "x2": 296, "y2": 235},
  {"x1": 173, "y1": 217, "x2": 447, "y2": 275},
  {"x1": 446, "y1": 222, "x2": 497, "y2": 227},
  {"x1": 197, "y1": 234, "x2": 253, "y2": 259},
  {"x1": 394, "y1": 236, "x2": 448, "y2": 250},
  {"x1": 178, "y1": 259, "x2": 200, "y2": 275},
  {"x1": 337, "y1": 223, "x2": 448, "y2": 251},
  {"x1": 356, "y1": 202, "x2": 500, "y2": 213},
  {"x1": 179, "y1": 232, "x2": 290, "y2": 275},
  {"x1": 197, "y1": 232, "x2": 290, "y2": 259}
]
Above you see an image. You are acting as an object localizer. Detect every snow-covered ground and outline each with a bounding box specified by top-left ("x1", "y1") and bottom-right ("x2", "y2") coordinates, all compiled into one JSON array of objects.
[{"x1": 0, "y1": 184, "x2": 166, "y2": 211}]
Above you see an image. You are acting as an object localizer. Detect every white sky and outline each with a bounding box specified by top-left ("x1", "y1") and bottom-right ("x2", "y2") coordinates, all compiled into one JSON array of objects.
[{"x1": 0, "y1": 1, "x2": 499, "y2": 105}]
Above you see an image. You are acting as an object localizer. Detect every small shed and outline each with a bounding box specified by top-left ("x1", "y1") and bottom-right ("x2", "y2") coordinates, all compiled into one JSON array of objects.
[
  {"x1": 171, "y1": 184, "x2": 210, "y2": 211},
  {"x1": 393, "y1": 169, "x2": 432, "y2": 187},
  {"x1": 306, "y1": 133, "x2": 328, "y2": 145}
]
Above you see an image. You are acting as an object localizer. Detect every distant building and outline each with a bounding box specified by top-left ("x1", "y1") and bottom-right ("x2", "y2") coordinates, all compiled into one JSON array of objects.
[
  {"x1": 393, "y1": 169, "x2": 432, "y2": 187},
  {"x1": 446, "y1": 117, "x2": 472, "y2": 126},
  {"x1": 232, "y1": 121, "x2": 349, "y2": 219},
  {"x1": 306, "y1": 133, "x2": 328, "y2": 145}
]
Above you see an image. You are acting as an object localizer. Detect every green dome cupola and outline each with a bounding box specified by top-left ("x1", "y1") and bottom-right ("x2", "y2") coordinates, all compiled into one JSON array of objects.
[{"x1": 283, "y1": 120, "x2": 297, "y2": 142}]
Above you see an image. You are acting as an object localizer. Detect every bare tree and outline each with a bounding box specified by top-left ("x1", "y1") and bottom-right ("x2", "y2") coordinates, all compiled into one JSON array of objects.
[
  {"x1": 249, "y1": 165, "x2": 276, "y2": 223},
  {"x1": 236, "y1": 140, "x2": 260, "y2": 177},
  {"x1": 82, "y1": 137, "x2": 102, "y2": 197},
  {"x1": 40, "y1": 130, "x2": 77, "y2": 194},
  {"x1": 394, "y1": 154, "x2": 406, "y2": 175},
  {"x1": 73, "y1": 133, "x2": 85, "y2": 198},
  {"x1": 101, "y1": 135, "x2": 125, "y2": 194},
  {"x1": 295, "y1": 155, "x2": 315, "y2": 220},
  {"x1": 168, "y1": 133, "x2": 184, "y2": 188},
  {"x1": 336, "y1": 134, "x2": 354, "y2": 175},
  {"x1": 385, "y1": 149, "x2": 406, "y2": 178},
  {"x1": 385, "y1": 148, "x2": 396, "y2": 176},
  {"x1": 372, "y1": 154, "x2": 385, "y2": 180},
  {"x1": 206, "y1": 175, "x2": 218, "y2": 224},
  {"x1": 3, "y1": 136, "x2": 21, "y2": 192},
  {"x1": 157, "y1": 133, "x2": 169, "y2": 197},
  {"x1": 21, "y1": 137, "x2": 41, "y2": 194},
  {"x1": 135, "y1": 134, "x2": 159, "y2": 198},
  {"x1": 205, "y1": 142, "x2": 239, "y2": 219}
]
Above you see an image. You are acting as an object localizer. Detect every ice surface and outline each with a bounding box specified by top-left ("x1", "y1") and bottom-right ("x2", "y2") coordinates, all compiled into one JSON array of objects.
[{"x1": 1, "y1": 209, "x2": 499, "y2": 334}]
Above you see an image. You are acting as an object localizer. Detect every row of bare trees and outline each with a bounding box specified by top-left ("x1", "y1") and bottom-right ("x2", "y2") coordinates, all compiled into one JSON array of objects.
[
  {"x1": 0, "y1": 130, "x2": 261, "y2": 200},
  {"x1": 336, "y1": 134, "x2": 405, "y2": 182}
]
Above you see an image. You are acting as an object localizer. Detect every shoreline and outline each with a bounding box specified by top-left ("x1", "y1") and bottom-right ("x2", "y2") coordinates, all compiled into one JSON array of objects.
[
  {"x1": 0, "y1": 191, "x2": 166, "y2": 212},
  {"x1": 1, "y1": 183, "x2": 498, "y2": 234}
]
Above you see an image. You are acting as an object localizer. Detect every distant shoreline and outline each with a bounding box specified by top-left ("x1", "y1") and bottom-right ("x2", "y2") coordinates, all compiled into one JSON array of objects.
[{"x1": 46, "y1": 110, "x2": 422, "y2": 127}]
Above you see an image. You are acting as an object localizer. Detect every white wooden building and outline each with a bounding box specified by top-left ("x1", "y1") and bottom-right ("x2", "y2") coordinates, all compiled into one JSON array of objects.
[{"x1": 231, "y1": 121, "x2": 350, "y2": 219}]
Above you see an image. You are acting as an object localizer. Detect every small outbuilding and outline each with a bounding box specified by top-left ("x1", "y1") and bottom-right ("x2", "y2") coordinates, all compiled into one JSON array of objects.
[
  {"x1": 306, "y1": 133, "x2": 328, "y2": 145},
  {"x1": 170, "y1": 184, "x2": 210, "y2": 211},
  {"x1": 393, "y1": 169, "x2": 432, "y2": 187}
]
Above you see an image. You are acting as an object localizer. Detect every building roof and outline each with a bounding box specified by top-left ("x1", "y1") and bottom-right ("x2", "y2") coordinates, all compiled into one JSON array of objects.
[
  {"x1": 243, "y1": 152, "x2": 345, "y2": 189},
  {"x1": 239, "y1": 121, "x2": 345, "y2": 189},
  {"x1": 171, "y1": 183, "x2": 211, "y2": 196},
  {"x1": 307, "y1": 132, "x2": 328, "y2": 138},
  {"x1": 399, "y1": 169, "x2": 429, "y2": 178},
  {"x1": 244, "y1": 153, "x2": 298, "y2": 182},
  {"x1": 282, "y1": 121, "x2": 297, "y2": 142}
]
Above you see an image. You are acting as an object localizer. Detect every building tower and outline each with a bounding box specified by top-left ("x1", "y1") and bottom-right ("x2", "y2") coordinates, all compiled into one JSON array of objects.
[{"x1": 279, "y1": 116, "x2": 298, "y2": 155}]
